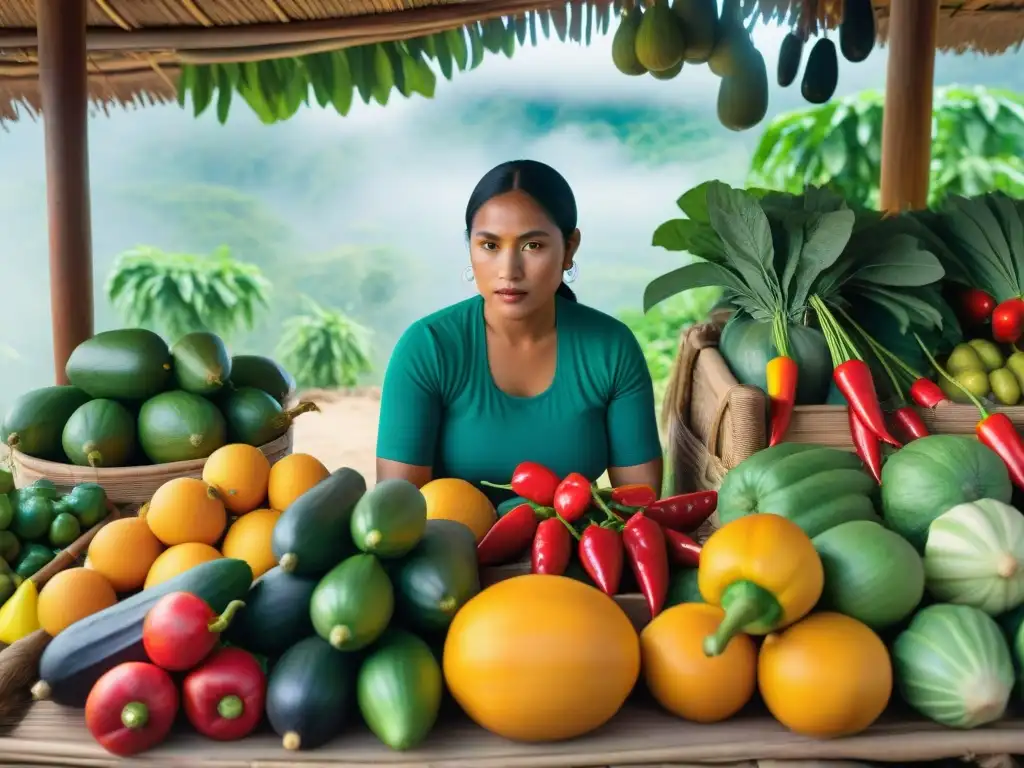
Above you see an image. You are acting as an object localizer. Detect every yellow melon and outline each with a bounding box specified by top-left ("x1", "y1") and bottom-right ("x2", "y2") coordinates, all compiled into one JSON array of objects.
[
  {"x1": 87, "y1": 516, "x2": 164, "y2": 593},
  {"x1": 203, "y1": 443, "x2": 271, "y2": 516},
  {"x1": 268, "y1": 453, "x2": 330, "y2": 511},
  {"x1": 144, "y1": 542, "x2": 222, "y2": 589},
  {"x1": 221, "y1": 508, "x2": 281, "y2": 579},
  {"x1": 144, "y1": 477, "x2": 227, "y2": 546},
  {"x1": 37, "y1": 568, "x2": 118, "y2": 636},
  {"x1": 420, "y1": 478, "x2": 496, "y2": 542}
]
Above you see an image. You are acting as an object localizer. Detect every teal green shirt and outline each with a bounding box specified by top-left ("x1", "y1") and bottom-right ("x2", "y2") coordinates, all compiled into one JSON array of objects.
[{"x1": 376, "y1": 296, "x2": 661, "y2": 503}]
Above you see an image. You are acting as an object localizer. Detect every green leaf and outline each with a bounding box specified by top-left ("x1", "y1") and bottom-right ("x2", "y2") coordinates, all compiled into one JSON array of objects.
[
  {"x1": 849, "y1": 234, "x2": 945, "y2": 287},
  {"x1": 433, "y1": 31, "x2": 455, "y2": 80},
  {"x1": 643, "y1": 262, "x2": 750, "y2": 313},
  {"x1": 650, "y1": 219, "x2": 725, "y2": 262},
  {"x1": 675, "y1": 182, "x2": 715, "y2": 222},
  {"x1": 215, "y1": 66, "x2": 233, "y2": 124},
  {"x1": 704, "y1": 182, "x2": 778, "y2": 310},
  {"x1": 330, "y1": 51, "x2": 354, "y2": 116}
]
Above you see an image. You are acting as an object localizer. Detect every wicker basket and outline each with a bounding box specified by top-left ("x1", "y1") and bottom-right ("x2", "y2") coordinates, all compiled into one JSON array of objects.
[
  {"x1": 665, "y1": 322, "x2": 1024, "y2": 501},
  {"x1": 8, "y1": 431, "x2": 293, "y2": 512}
]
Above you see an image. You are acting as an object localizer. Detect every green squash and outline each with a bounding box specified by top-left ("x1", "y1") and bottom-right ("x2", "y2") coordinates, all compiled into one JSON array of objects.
[
  {"x1": 923, "y1": 498, "x2": 1024, "y2": 615},
  {"x1": 718, "y1": 313, "x2": 832, "y2": 405},
  {"x1": 717, "y1": 443, "x2": 880, "y2": 538},
  {"x1": 136, "y1": 390, "x2": 227, "y2": 464},
  {"x1": 893, "y1": 604, "x2": 1014, "y2": 728},
  {"x1": 881, "y1": 435, "x2": 1013, "y2": 552},
  {"x1": 61, "y1": 399, "x2": 137, "y2": 468}
]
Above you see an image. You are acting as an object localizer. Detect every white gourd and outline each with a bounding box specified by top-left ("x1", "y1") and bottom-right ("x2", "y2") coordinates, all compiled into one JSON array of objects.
[{"x1": 923, "y1": 498, "x2": 1024, "y2": 615}]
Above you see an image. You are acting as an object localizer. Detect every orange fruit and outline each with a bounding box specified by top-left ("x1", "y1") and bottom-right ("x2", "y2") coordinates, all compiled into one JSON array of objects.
[
  {"x1": 144, "y1": 543, "x2": 222, "y2": 590},
  {"x1": 203, "y1": 444, "x2": 271, "y2": 516},
  {"x1": 221, "y1": 508, "x2": 282, "y2": 579},
  {"x1": 37, "y1": 568, "x2": 117, "y2": 636},
  {"x1": 419, "y1": 478, "x2": 496, "y2": 542},
  {"x1": 144, "y1": 477, "x2": 227, "y2": 546},
  {"x1": 268, "y1": 453, "x2": 329, "y2": 511},
  {"x1": 87, "y1": 517, "x2": 164, "y2": 592}
]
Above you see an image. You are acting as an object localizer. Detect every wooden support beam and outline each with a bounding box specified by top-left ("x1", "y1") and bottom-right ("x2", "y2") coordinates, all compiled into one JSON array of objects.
[
  {"x1": 879, "y1": 0, "x2": 940, "y2": 213},
  {"x1": 37, "y1": 0, "x2": 94, "y2": 384}
]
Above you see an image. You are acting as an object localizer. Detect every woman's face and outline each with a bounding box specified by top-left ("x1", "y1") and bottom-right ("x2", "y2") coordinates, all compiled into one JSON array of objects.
[{"x1": 469, "y1": 189, "x2": 580, "y2": 320}]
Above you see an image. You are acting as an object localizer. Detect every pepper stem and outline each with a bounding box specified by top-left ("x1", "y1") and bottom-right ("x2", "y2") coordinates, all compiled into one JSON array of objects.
[
  {"x1": 208, "y1": 600, "x2": 246, "y2": 633},
  {"x1": 479, "y1": 481, "x2": 513, "y2": 491},
  {"x1": 121, "y1": 702, "x2": 149, "y2": 730},
  {"x1": 217, "y1": 695, "x2": 244, "y2": 720},
  {"x1": 704, "y1": 580, "x2": 782, "y2": 658},
  {"x1": 554, "y1": 513, "x2": 581, "y2": 540},
  {"x1": 913, "y1": 333, "x2": 990, "y2": 418},
  {"x1": 589, "y1": 487, "x2": 624, "y2": 527}
]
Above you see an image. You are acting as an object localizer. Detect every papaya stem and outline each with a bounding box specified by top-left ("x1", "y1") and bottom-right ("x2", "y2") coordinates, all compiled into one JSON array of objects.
[
  {"x1": 364, "y1": 530, "x2": 383, "y2": 549},
  {"x1": 282, "y1": 732, "x2": 301, "y2": 751},
  {"x1": 217, "y1": 695, "x2": 244, "y2": 720},
  {"x1": 30, "y1": 681, "x2": 50, "y2": 701},
  {"x1": 279, "y1": 553, "x2": 298, "y2": 572},
  {"x1": 329, "y1": 625, "x2": 352, "y2": 648},
  {"x1": 208, "y1": 600, "x2": 246, "y2": 633},
  {"x1": 438, "y1": 596, "x2": 457, "y2": 613},
  {"x1": 703, "y1": 580, "x2": 782, "y2": 657},
  {"x1": 121, "y1": 702, "x2": 149, "y2": 729}
]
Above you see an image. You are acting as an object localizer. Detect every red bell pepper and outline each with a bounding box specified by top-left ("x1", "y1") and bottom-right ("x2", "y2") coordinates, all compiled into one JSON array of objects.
[
  {"x1": 892, "y1": 406, "x2": 929, "y2": 441},
  {"x1": 531, "y1": 517, "x2": 572, "y2": 575},
  {"x1": 908, "y1": 377, "x2": 947, "y2": 409},
  {"x1": 182, "y1": 647, "x2": 266, "y2": 741},
  {"x1": 622, "y1": 513, "x2": 670, "y2": 618},
  {"x1": 604, "y1": 483, "x2": 657, "y2": 508},
  {"x1": 481, "y1": 461, "x2": 561, "y2": 506},
  {"x1": 143, "y1": 592, "x2": 246, "y2": 672},
  {"x1": 848, "y1": 407, "x2": 882, "y2": 483},
  {"x1": 663, "y1": 527, "x2": 702, "y2": 567},
  {"x1": 642, "y1": 490, "x2": 716, "y2": 532},
  {"x1": 85, "y1": 662, "x2": 179, "y2": 757},
  {"x1": 577, "y1": 524, "x2": 623, "y2": 595},
  {"x1": 477, "y1": 503, "x2": 541, "y2": 566},
  {"x1": 553, "y1": 472, "x2": 592, "y2": 522}
]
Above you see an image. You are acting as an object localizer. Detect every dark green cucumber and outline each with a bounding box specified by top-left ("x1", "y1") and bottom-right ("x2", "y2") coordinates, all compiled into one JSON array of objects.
[
  {"x1": 266, "y1": 636, "x2": 360, "y2": 751},
  {"x1": 61, "y1": 399, "x2": 137, "y2": 468},
  {"x1": 219, "y1": 387, "x2": 315, "y2": 446},
  {"x1": 1, "y1": 385, "x2": 91, "y2": 460},
  {"x1": 226, "y1": 566, "x2": 318, "y2": 657},
  {"x1": 171, "y1": 331, "x2": 231, "y2": 396},
  {"x1": 65, "y1": 329, "x2": 172, "y2": 401},
  {"x1": 357, "y1": 630, "x2": 442, "y2": 751},
  {"x1": 272, "y1": 467, "x2": 366, "y2": 576},
  {"x1": 350, "y1": 479, "x2": 426, "y2": 558},
  {"x1": 393, "y1": 519, "x2": 480, "y2": 634},
  {"x1": 35, "y1": 558, "x2": 253, "y2": 707},
  {"x1": 310, "y1": 554, "x2": 393, "y2": 651},
  {"x1": 229, "y1": 355, "x2": 296, "y2": 404}
]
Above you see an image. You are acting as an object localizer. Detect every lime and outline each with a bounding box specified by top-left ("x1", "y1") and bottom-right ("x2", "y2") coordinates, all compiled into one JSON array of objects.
[
  {"x1": 0, "y1": 494, "x2": 12, "y2": 530},
  {"x1": 0, "y1": 574, "x2": 14, "y2": 605},
  {"x1": 12, "y1": 495, "x2": 54, "y2": 541},
  {"x1": 0, "y1": 532, "x2": 20, "y2": 565},
  {"x1": 0, "y1": 468, "x2": 12, "y2": 495},
  {"x1": 65, "y1": 483, "x2": 108, "y2": 528},
  {"x1": 25, "y1": 478, "x2": 58, "y2": 501},
  {"x1": 49, "y1": 512, "x2": 81, "y2": 549},
  {"x1": 14, "y1": 543, "x2": 54, "y2": 578}
]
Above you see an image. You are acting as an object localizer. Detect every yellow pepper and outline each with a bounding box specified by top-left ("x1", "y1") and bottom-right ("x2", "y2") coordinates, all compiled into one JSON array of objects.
[
  {"x1": 698, "y1": 514, "x2": 823, "y2": 657},
  {"x1": 0, "y1": 579, "x2": 41, "y2": 644}
]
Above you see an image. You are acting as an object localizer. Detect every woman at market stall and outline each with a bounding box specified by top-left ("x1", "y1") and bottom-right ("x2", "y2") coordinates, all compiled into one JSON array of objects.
[{"x1": 375, "y1": 159, "x2": 663, "y2": 501}]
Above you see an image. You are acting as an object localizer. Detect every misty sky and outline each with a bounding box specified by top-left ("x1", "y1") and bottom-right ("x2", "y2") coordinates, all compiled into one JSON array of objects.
[{"x1": 0, "y1": 19, "x2": 1020, "y2": 407}]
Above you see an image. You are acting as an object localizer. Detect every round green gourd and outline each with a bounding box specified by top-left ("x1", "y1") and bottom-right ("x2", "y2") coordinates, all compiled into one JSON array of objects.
[
  {"x1": 923, "y1": 498, "x2": 1024, "y2": 615},
  {"x1": 880, "y1": 435, "x2": 1012, "y2": 552},
  {"x1": 812, "y1": 520, "x2": 925, "y2": 630},
  {"x1": 893, "y1": 603, "x2": 1014, "y2": 729}
]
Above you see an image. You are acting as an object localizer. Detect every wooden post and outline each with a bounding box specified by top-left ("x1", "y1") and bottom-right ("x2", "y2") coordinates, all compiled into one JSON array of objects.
[
  {"x1": 37, "y1": 0, "x2": 94, "y2": 384},
  {"x1": 879, "y1": 0, "x2": 940, "y2": 212}
]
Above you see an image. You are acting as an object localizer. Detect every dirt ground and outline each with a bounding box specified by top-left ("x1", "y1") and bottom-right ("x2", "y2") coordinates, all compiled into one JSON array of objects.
[{"x1": 291, "y1": 389, "x2": 381, "y2": 485}]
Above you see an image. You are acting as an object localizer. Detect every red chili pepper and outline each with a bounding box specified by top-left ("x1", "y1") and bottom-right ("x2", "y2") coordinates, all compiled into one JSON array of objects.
[
  {"x1": 766, "y1": 355, "x2": 798, "y2": 446},
  {"x1": 848, "y1": 407, "x2": 882, "y2": 484},
  {"x1": 481, "y1": 461, "x2": 561, "y2": 506},
  {"x1": 606, "y1": 484, "x2": 657, "y2": 508},
  {"x1": 976, "y1": 412, "x2": 1024, "y2": 491},
  {"x1": 908, "y1": 377, "x2": 947, "y2": 409},
  {"x1": 642, "y1": 491, "x2": 717, "y2": 532},
  {"x1": 892, "y1": 406, "x2": 929, "y2": 442},
  {"x1": 993, "y1": 298, "x2": 1024, "y2": 343},
  {"x1": 531, "y1": 517, "x2": 572, "y2": 575},
  {"x1": 955, "y1": 287, "x2": 996, "y2": 327},
  {"x1": 182, "y1": 647, "x2": 266, "y2": 741},
  {"x1": 622, "y1": 513, "x2": 670, "y2": 619},
  {"x1": 85, "y1": 662, "x2": 179, "y2": 757},
  {"x1": 663, "y1": 527, "x2": 701, "y2": 567},
  {"x1": 577, "y1": 525, "x2": 623, "y2": 595},
  {"x1": 143, "y1": 593, "x2": 246, "y2": 672},
  {"x1": 477, "y1": 503, "x2": 540, "y2": 566},
  {"x1": 553, "y1": 472, "x2": 592, "y2": 523},
  {"x1": 834, "y1": 359, "x2": 902, "y2": 447}
]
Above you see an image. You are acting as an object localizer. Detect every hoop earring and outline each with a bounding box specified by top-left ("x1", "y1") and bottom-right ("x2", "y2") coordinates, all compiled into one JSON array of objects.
[
  {"x1": 462, "y1": 265, "x2": 474, "y2": 282},
  {"x1": 564, "y1": 262, "x2": 579, "y2": 284}
]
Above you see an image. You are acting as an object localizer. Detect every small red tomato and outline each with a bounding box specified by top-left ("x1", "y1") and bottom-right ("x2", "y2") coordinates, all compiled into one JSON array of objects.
[
  {"x1": 956, "y1": 287, "x2": 996, "y2": 326},
  {"x1": 85, "y1": 662, "x2": 179, "y2": 757},
  {"x1": 183, "y1": 647, "x2": 266, "y2": 741},
  {"x1": 143, "y1": 592, "x2": 245, "y2": 671},
  {"x1": 992, "y1": 298, "x2": 1024, "y2": 343}
]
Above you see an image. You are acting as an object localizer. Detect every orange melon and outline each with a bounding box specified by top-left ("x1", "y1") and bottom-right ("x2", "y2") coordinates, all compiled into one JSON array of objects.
[
  {"x1": 420, "y1": 478, "x2": 496, "y2": 542},
  {"x1": 268, "y1": 453, "x2": 329, "y2": 511},
  {"x1": 144, "y1": 477, "x2": 227, "y2": 546},
  {"x1": 144, "y1": 542, "x2": 222, "y2": 590},
  {"x1": 203, "y1": 443, "x2": 271, "y2": 515},
  {"x1": 37, "y1": 568, "x2": 118, "y2": 636},
  {"x1": 221, "y1": 508, "x2": 281, "y2": 579},
  {"x1": 87, "y1": 516, "x2": 164, "y2": 592}
]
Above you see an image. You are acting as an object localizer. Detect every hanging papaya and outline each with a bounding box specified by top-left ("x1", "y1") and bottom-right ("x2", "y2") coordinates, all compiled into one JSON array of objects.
[
  {"x1": 635, "y1": 0, "x2": 686, "y2": 73},
  {"x1": 672, "y1": 0, "x2": 717, "y2": 63},
  {"x1": 611, "y1": 6, "x2": 647, "y2": 76},
  {"x1": 717, "y1": 48, "x2": 769, "y2": 132},
  {"x1": 707, "y1": 20, "x2": 752, "y2": 78},
  {"x1": 840, "y1": 0, "x2": 876, "y2": 63},
  {"x1": 801, "y1": 38, "x2": 839, "y2": 104},
  {"x1": 650, "y1": 61, "x2": 683, "y2": 80},
  {"x1": 776, "y1": 31, "x2": 803, "y2": 87}
]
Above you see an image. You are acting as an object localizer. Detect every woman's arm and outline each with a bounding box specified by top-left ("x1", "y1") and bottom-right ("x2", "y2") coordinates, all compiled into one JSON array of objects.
[
  {"x1": 375, "y1": 323, "x2": 443, "y2": 489},
  {"x1": 606, "y1": 328, "x2": 664, "y2": 496}
]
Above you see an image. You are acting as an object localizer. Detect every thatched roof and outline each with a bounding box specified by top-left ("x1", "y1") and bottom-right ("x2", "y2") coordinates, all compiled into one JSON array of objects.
[{"x1": 0, "y1": 0, "x2": 1021, "y2": 121}]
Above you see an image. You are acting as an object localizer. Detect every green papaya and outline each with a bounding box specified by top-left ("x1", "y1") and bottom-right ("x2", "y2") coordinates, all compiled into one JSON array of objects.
[
  {"x1": 672, "y1": 0, "x2": 717, "y2": 62},
  {"x1": 219, "y1": 387, "x2": 317, "y2": 447},
  {"x1": 65, "y1": 329, "x2": 172, "y2": 401},
  {"x1": 777, "y1": 31, "x2": 803, "y2": 87},
  {"x1": 650, "y1": 61, "x2": 683, "y2": 80},
  {"x1": 2, "y1": 385, "x2": 91, "y2": 460},
  {"x1": 707, "y1": 20, "x2": 752, "y2": 77},
  {"x1": 801, "y1": 38, "x2": 839, "y2": 105},
  {"x1": 61, "y1": 399, "x2": 137, "y2": 468},
  {"x1": 839, "y1": 0, "x2": 875, "y2": 63},
  {"x1": 309, "y1": 553, "x2": 394, "y2": 651},
  {"x1": 350, "y1": 479, "x2": 427, "y2": 559},
  {"x1": 717, "y1": 49, "x2": 769, "y2": 132},
  {"x1": 357, "y1": 630, "x2": 443, "y2": 751},
  {"x1": 137, "y1": 390, "x2": 227, "y2": 464},
  {"x1": 611, "y1": 7, "x2": 647, "y2": 76},
  {"x1": 635, "y1": 0, "x2": 686, "y2": 73},
  {"x1": 170, "y1": 331, "x2": 231, "y2": 395},
  {"x1": 229, "y1": 355, "x2": 295, "y2": 404}
]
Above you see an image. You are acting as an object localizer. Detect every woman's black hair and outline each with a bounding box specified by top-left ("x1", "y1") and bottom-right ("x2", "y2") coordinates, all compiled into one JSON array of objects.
[{"x1": 465, "y1": 159, "x2": 579, "y2": 302}]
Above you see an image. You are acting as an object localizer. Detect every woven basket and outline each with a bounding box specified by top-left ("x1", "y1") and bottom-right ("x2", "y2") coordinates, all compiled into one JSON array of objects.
[{"x1": 8, "y1": 431, "x2": 293, "y2": 513}]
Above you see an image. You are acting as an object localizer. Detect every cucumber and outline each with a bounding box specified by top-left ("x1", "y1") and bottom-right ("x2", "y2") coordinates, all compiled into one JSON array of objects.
[
  {"x1": 310, "y1": 554, "x2": 393, "y2": 651},
  {"x1": 229, "y1": 355, "x2": 295, "y2": 404},
  {"x1": 357, "y1": 630, "x2": 442, "y2": 751},
  {"x1": 1, "y1": 385, "x2": 91, "y2": 460},
  {"x1": 350, "y1": 479, "x2": 426, "y2": 559},
  {"x1": 225, "y1": 566, "x2": 318, "y2": 657},
  {"x1": 272, "y1": 468, "x2": 366, "y2": 576},
  {"x1": 266, "y1": 636, "x2": 359, "y2": 751},
  {"x1": 35, "y1": 558, "x2": 252, "y2": 707},
  {"x1": 392, "y1": 519, "x2": 480, "y2": 634}
]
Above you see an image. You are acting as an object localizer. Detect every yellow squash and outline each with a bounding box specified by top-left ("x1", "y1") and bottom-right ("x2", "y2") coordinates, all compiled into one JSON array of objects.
[
  {"x1": 0, "y1": 579, "x2": 40, "y2": 644},
  {"x1": 698, "y1": 513, "x2": 823, "y2": 656}
]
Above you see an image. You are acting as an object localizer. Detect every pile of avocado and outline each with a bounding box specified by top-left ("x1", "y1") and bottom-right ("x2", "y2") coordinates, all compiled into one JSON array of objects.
[
  {"x1": 0, "y1": 475, "x2": 109, "y2": 605},
  {"x1": 226, "y1": 470, "x2": 480, "y2": 752},
  {"x1": 941, "y1": 339, "x2": 1024, "y2": 406},
  {"x1": 1, "y1": 328, "x2": 301, "y2": 469}
]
